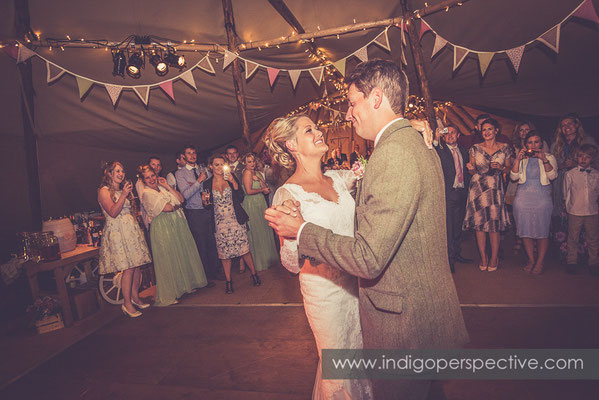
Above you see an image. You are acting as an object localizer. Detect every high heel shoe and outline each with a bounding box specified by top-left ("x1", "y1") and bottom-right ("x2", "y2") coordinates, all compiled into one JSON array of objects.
[
  {"x1": 251, "y1": 273, "x2": 261, "y2": 286},
  {"x1": 225, "y1": 280, "x2": 234, "y2": 294},
  {"x1": 531, "y1": 264, "x2": 544, "y2": 275},
  {"x1": 131, "y1": 299, "x2": 150, "y2": 309},
  {"x1": 488, "y1": 260, "x2": 499, "y2": 272},
  {"x1": 479, "y1": 258, "x2": 488, "y2": 271},
  {"x1": 121, "y1": 304, "x2": 142, "y2": 318}
]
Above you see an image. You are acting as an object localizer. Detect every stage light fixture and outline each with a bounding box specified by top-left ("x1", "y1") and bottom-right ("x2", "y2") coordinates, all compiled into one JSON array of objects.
[
  {"x1": 112, "y1": 49, "x2": 126, "y2": 77},
  {"x1": 150, "y1": 52, "x2": 168, "y2": 76},
  {"x1": 127, "y1": 51, "x2": 144, "y2": 78},
  {"x1": 164, "y1": 49, "x2": 185, "y2": 69}
]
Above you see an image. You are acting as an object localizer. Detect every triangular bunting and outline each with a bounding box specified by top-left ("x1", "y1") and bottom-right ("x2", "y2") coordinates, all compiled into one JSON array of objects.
[
  {"x1": 133, "y1": 86, "x2": 150, "y2": 106},
  {"x1": 245, "y1": 60, "x2": 260, "y2": 79},
  {"x1": 333, "y1": 110, "x2": 340, "y2": 120},
  {"x1": 419, "y1": 20, "x2": 431, "y2": 39},
  {"x1": 477, "y1": 52, "x2": 494, "y2": 77},
  {"x1": 159, "y1": 81, "x2": 175, "y2": 101},
  {"x1": 3, "y1": 44, "x2": 19, "y2": 60},
  {"x1": 537, "y1": 24, "x2": 560, "y2": 54},
  {"x1": 267, "y1": 68, "x2": 280, "y2": 87},
  {"x1": 309, "y1": 67, "x2": 324, "y2": 86},
  {"x1": 431, "y1": 35, "x2": 448, "y2": 58},
  {"x1": 180, "y1": 70, "x2": 197, "y2": 91},
  {"x1": 105, "y1": 84, "x2": 122, "y2": 106},
  {"x1": 197, "y1": 56, "x2": 215, "y2": 74},
  {"x1": 46, "y1": 61, "x2": 66, "y2": 83},
  {"x1": 506, "y1": 45, "x2": 525, "y2": 73},
  {"x1": 373, "y1": 30, "x2": 391, "y2": 52},
  {"x1": 332, "y1": 58, "x2": 346, "y2": 76},
  {"x1": 453, "y1": 47, "x2": 469, "y2": 71},
  {"x1": 288, "y1": 70, "x2": 301, "y2": 89},
  {"x1": 17, "y1": 45, "x2": 37, "y2": 63},
  {"x1": 76, "y1": 76, "x2": 94, "y2": 99},
  {"x1": 573, "y1": 0, "x2": 599, "y2": 24},
  {"x1": 222, "y1": 50, "x2": 237, "y2": 70},
  {"x1": 354, "y1": 46, "x2": 369, "y2": 63}
]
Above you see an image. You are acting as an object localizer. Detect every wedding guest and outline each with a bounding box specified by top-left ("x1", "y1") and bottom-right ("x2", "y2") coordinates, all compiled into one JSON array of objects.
[
  {"x1": 166, "y1": 151, "x2": 186, "y2": 190},
  {"x1": 139, "y1": 165, "x2": 211, "y2": 306},
  {"x1": 225, "y1": 145, "x2": 244, "y2": 180},
  {"x1": 458, "y1": 114, "x2": 511, "y2": 150},
  {"x1": 349, "y1": 143, "x2": 362, "y2": 166},
  {"x1": 463, "y1": 118, "x2": 514, "y2": 272},
  {"x1": 97, "y1": 161, "x2": 151, "y2": 318},
  {"x1": 203, "y1": 154, "x2": 261, "y2": 293},
  {"x1": 434, "y1": 125, "x2": 472, "y2": 272},
  {"x1": 175, "y1": 145, "x2": 219, "y2": 283},
  {"x1": 241, "y1": 153, "x2": 279, "y2": 271},
  {"x1": 136, "y1": 156, "x2": 163, "y2": 230},
  {"x1": 563, "y1": 144, "x2": 599, "y2": 276},
  {"x1": 327, "y1": 147, "x2": 348, "y2": 169},
  {"x1": 510, "y1": 131, "x2": 557, "y2": 274}
]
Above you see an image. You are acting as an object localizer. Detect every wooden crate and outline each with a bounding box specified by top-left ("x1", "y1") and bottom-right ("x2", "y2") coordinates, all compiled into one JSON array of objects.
[{"x1": 35, "y1": 313, "x2": 65, "y2": 334}]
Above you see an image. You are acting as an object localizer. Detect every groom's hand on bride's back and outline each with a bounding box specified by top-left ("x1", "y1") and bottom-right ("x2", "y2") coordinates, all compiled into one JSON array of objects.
[{"x1": 264, "y1": 200, "x2": 304, "y2": 239}]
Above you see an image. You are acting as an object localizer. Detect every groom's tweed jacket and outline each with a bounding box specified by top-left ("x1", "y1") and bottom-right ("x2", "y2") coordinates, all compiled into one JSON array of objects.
[{"x1": 299, "y1": 119, "x2": 469, "y2": 351}]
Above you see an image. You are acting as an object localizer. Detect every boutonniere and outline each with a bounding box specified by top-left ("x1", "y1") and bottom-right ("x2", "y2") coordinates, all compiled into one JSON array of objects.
[{"x1": 351, "y1": 155, "x2": 368, "y2": 180}]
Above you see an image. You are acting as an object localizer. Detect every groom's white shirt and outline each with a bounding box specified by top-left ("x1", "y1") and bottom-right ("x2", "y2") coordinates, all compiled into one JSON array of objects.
[{"x1": 296, "y1": 117, "x2": 404, "y2": 241}]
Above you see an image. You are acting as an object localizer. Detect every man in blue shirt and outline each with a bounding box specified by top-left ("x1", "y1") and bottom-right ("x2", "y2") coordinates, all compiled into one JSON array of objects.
[{"x1": 175, "y1": 145, "x2": 219, "y2": 284}]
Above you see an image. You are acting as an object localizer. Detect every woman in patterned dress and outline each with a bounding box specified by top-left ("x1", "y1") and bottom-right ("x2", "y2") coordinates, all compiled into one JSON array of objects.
[
  {"x1": 203, "y1": 154, "x2": 261, "y2": 294},
  {"x1": 97, "y1": 161, "x2": 152, "y2": 318},
  {"x1": 463, "y1": 119, "x2": 514, "y2": 272}
]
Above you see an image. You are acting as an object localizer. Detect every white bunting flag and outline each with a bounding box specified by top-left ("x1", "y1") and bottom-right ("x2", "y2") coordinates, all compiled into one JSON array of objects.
[
  {"x1": 105, "y1": 84, "x2": 123, "y2": 106},
  {"x1": 453, "y1": 47, "x2": 469, "y2": 71},
  {"x1": 354, "y1": 47, "x2": 368, "y2": 63},
  {"x1": 431, "y1": 35, "x2": 448, "y2": 58},
  {"x1": 478, "y1": 52, "x2": 494, "y2": 77},
  {"x1": 133, "y1": 86, "x2": 150, "y2": 106},
  {"x1": 333, "y1": 58, "x2": 346, "y2": 76},
  {"x1": 288, "y1": 70, "x2": 301, "y2": 89},
  {"x1": 223, "y1": 50, "x2": 238, "y2": 70},
  {"x1": 506, "y1": 46, "x2": 525, "y2": 73},
  {"x1": 17, "y1": 44, "x2": 37, "y2": 63},
  {"x1": 76, "y1": 76, "x2": 94, "y2": 99},
  {"x1": 180, "y1": 70, "x2": 197, "y2": 91}
]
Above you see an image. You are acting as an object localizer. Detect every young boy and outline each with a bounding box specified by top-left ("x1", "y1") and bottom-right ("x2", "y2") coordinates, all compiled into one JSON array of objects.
[{"x1": 563, "y1": 144, "x2": 599, "y2": 275}]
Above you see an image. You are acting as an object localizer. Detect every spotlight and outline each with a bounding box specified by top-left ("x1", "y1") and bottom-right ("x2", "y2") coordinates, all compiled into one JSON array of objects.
[
  {"x1": 127, "y1": 51, "x2": 143, "y2": 78},
  {"x1": 150, "y1": 52, "x2": 168, "y2": 76},
  {"x1": 112, "y1": 49, "x2": 126, "y2": 77},
  {"x1": 164, "y1": 49, "x2": 185, "y2": 69}
]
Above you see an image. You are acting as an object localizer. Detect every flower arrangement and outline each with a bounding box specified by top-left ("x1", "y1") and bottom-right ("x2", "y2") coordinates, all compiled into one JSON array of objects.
[
  {"x1": 27, "y1": 296, "x2": 62, "y2": 321},
  {"x1": 351, "y1": 155, "x2": 368, "y2": 180}
]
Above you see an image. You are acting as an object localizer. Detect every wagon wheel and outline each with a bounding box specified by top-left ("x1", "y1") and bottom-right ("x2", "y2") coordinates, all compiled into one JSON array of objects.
[
  {"x1": 89, "y1": 257, "x2": 100, "y2": 280},
  {"x1": 65, "y1": 264, "x2": 88, "y2": 287},
  {"x1": 98, "y1": 272, "x2": 124, "y2": 305}
]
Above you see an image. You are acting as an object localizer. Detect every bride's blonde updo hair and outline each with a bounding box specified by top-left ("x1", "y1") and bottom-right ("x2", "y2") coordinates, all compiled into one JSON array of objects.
[{"x1": 264, "y1": 115, "x2": 306, "y2": 170}]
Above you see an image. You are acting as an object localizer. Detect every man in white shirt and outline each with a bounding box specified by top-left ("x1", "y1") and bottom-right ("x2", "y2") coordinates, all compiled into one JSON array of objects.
[
  {"x1": 166, "y1": 151, "x2": 186, "y2": 190},
  {"x1": 225, "y1": 145, "x2": 244, "y2": 181},
  {"x1": 563, "y1": 144, "x2": 599, "y2": 275}
]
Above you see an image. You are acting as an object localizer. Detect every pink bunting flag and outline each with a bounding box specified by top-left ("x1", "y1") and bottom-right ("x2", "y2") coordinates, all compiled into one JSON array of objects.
[
  {"x1": 537, "y1": 24, "x2": 560, "y2": 54},
  {"x1": 573, "y1": 0, "x2": 599, "y2": 24},
  {"x1": 105, "y1": 84, "x2": 122, "y2": 106},
  {"x1": 3, "y1": 44, "x2": 19, "y2": 60},
  {"x1": 17, "y1": 45, "x2": 36, "y2": 63},
  {"x1": 180, "y1": 70, "x2": 197, "y2": 91},
  {"x1": 133, "y1": 86, "x2": 150, "y2": 106},
  {"x1": 453, "y1": 47, "x2": 469, "y2": 71},
  {"x1": 222, "y1": 50, "x2": 237, "y2": 70},
  {"x1": 431, "y1": 35, "x2": 448, "y2": 58},
  {"x1": 159, "y1": 80, "x2": 175, "y2": 101},
  {"x1": 506, "y1": 45, "x2": 525, "y2": 73},
  {"x1": 267, "y1": 68, "x2": 280, "y2": 87},
  {"x1": 288, "y1": 70, "x2": 301, "y2": 89},
  {"x1": 419, "y1": 20, "x2": 431, "y2": 39},
  {"x1": 354, "y1": 47, "x2": 369, "y2": 62}
]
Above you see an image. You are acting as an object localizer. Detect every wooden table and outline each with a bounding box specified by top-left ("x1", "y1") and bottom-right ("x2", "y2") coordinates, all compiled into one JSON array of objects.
[{"x1": 24, "y1": 245, "x2": 100, "y2": 327}]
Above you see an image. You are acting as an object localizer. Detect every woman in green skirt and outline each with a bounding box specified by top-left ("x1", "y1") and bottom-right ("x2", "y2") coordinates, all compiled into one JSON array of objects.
[{"x1": 139, "y1": 164, "x2": 209, "y2": 306}]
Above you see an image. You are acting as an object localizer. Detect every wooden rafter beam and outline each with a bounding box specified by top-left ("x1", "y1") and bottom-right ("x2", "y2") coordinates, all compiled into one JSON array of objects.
[{"x1": 267, "y1": 0, "x2": 305, "y2": 34}]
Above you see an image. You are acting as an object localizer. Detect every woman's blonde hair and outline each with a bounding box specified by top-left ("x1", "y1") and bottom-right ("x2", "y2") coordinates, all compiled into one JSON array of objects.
[
  {"x1": 264, "y1": 115, "x2": 305, "y2": 170},
  {"x1": 552, "y1": 114, "x2": 587, "y2": 160},
  {"x1": 100, "y1": 161, "x2": 138, "y2": 216}
]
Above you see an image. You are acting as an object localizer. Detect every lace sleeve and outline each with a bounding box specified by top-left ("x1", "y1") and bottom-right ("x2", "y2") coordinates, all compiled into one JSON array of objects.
[{"x1": 272, "y1": 187, "x2": 301, "y2": 274}]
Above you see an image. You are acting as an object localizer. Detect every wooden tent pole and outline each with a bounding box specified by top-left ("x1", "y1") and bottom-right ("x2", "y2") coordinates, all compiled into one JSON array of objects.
[
  {"x1": 401, "y1": 0, "x2": 437, "y2": 132},
  {"x1": 222, "y1": 0, "x2": 252, "y2": 149},
  {"x1": 15, "y1": 0, "x2": 42, "y2": 229}
]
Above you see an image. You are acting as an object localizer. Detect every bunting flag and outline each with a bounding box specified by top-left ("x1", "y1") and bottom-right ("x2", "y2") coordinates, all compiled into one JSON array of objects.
[
  {"x1": 419, "y1": 20, "x2": 431, "y2": 39},
  {"x1": 159, "y1": 80, "x2": 175, "y2": 101},
  {"x1": 180, "y1": 70, "x2": 197, "y2": 91},
  {"x1": 373, "y1": 29, "x2": 391, "y2": 52},
  {"x1": 431, "y1": 35, "x2": 448, "y2": 58},
  {"x1": 288, "y1": 70, "x2": 301, "y2": 89},
  {"x1": 506, "y1": 45, "x2": 525, "y2": 73},
  {"x1": 222, "y1": 50, "x2": 237, "y2": 70},
  {"x1": 453, "y1": 47, "x2": 469, "y2": 71},
  {"x1": 76, "y1": 76, "x2": 94, "y2": 99},
  {"x1": 245, "y1": 60, "x2": 260, "y2": 79},
  {"x1": 133, "y1": 86, "x2": 150, "y2": 106},
  {"x1": 573, "y1": 0, "x2": 599, "y2": 24},
  {"x1": 267, "y1": 67, "x2": 280, "y2": 86},
  {"x1": 333, "y1": 110, "x2": 340, "y2": 120},
  {"x1": 478, "y1": 52, "x2": 494, "y2": 76},
  {"x1": 537, "y1": 24, "x2": 560, "y2": 53},
  {"x1": 46, "y1": 61, "x2": 66, "y2": 83},
  {"x1": 332, "y1": 58, "x2": 346, "y2": 76},
  {"x1": 3, "y1": 44, "x2": 19, "y2": 60},
  {"x1": 17, "y1": 45, "x2": 36, "y2": 63},
  {"x1": 105, "y1": 84, "x2": 122, "y2": 106},
  {"x1": 354, "y1": 46, "x2": 369, "y2": 62},
  {"x1": 309, "y1": 67, "x2": 324, "y2": 86},
  {"x1": 197, "y1": 56, "x2": 215, "y2": 74}
]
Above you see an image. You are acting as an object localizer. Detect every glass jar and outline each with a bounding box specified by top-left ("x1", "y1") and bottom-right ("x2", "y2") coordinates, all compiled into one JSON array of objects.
[
  {"x1": 39, "y1": 231, "x2": 61, "y2": 262},
  {"x1": 28, "y1": 232, "x2": 42, "y2": 263}
]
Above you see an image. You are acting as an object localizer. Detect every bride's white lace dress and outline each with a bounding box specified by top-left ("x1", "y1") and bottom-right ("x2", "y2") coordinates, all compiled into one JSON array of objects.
[{"x1": 273, "y1": 170, "x2": 373, "y2": 400}]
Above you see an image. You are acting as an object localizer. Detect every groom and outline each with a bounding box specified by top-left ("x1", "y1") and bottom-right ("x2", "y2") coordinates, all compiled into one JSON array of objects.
[{"x1": 265, "y1": 60, "x2": 468, "y2": 399}]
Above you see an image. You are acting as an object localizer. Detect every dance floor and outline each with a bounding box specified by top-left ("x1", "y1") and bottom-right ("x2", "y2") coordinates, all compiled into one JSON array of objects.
[{"x1": 2, "y1": 234, "x2": 599, "y2": 399}]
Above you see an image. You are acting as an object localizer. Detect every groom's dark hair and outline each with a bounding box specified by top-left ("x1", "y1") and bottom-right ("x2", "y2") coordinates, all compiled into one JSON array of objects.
[{"x1": 345, "y1": 60, "x2": 409, "y2": 116}]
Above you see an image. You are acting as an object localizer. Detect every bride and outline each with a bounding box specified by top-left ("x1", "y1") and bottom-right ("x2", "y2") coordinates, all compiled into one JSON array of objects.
[{"x1": 265, "y1": 115, "x2": 372, "y2": 400}]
